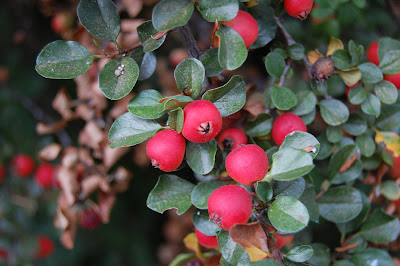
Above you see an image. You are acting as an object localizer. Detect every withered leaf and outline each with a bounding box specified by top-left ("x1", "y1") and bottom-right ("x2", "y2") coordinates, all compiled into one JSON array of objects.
[{"x1": 38, "y1": 143, "x2": 62, "y2": 161}]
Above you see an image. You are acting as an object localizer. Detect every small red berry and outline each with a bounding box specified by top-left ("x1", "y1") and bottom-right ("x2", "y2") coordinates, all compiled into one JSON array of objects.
[
  {"x1": 222, "y1": 10, "x2": 259, "y2": 48},
  {"x1": 207, "y1": 185, "x2": 252, "y2": 231},
  {"x1": 225, "y1": 145, "x2": 269, "y2": 186},
  {"x1": 389, "y1": 155, "x2": 400, "y2": 180},
  {"x1": 182, "y1": 100, "x2": 222, "y2": 143},
  {"x1": 35, "y1": 163, "x2": 55, "y2": 188},
  {"x1": 272, "y1": 113, "x2": 307, "y2": 146},
  {"x1": 284, "y1": 0, "x2": 314, "y2": 20},
  {"x1": 217, "y1": 128, "x2": 247, "y2": 151},
  {"x1": 384, "y1": 73, "x2": 400, "y2": 89},
  {"x1": 0, "y1": 165, "x2": 4, "y2": 183},
  {"x1": 345, "y1": 82, "x2": 359, "y2": 98},
  {"x1": 80, "y1": 208, "x2": 102, "y2": 230},
  {"x1": 366, "y1": 40, "x2": 380, "y2": 66},
  {"x1": 146, "y1": 129, "x2": 186, "y2": 172},
  {"x1": 11, "y1": 154, "x2": 35, "y2": 178},
  {"x1": 195, "y1": 228, "x2": 219, "y2": 249},
  {"x1": 36, "y1": 235, "x2": 54, "y2": 259},
  {"x1": 0, "y1": 249, "x2": 7, "y2": 260},
  {"x1": 275, "y1": 234, "x2": 295, "y2": 249}
]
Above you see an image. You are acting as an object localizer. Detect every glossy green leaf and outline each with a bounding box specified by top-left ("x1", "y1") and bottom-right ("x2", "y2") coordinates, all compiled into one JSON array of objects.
[
  {"x1": 167, "y1": 108, "x2": 184, "y2": 133},
  {"x1": 331, "y1": 159, "x2": 362, "y2": 184},
  {"x1": 348, "y1": 40, "x2": 364, "y2": 65},
  {"x1": 332, "y1": 49, "x2": 351, "y2": 70},
  {"x1": 380, "y1": 180, "x2": 400, "y2": 201},
  {"x1": 291, "y1": 90, "x2": 317, "y2": 116},
  {"x1": 217, "y1": 24, "x2": 248, "y2": 70},
  {"x1": 108, "y1": 112, "x2": 162, "y2": 148},
  {"x1": 99, "y1": 57, "x2": 139, "y2": 100},
  {"x1": 378, "y1": 37, "x2": 400, "y2": 60},
  {"x1": 336, "y1": 192, "x2": 370, "y2": 234},
  {"x1": 374, "y1": 80, "x2": 398, "y2": 104},
  {"x1": 376, "y1": 104, "x2": 400, "y2": 130},
  {"x1": 356, "y1": 133, "x2": 375, "y2": 157},
  {"x1": 245, "y1": 113, "x2": 273, "y2": 137},
  {"x1": 218, "y1": 230, "x2": 251, "y2": 265},
  {"x1": 251, "y1": 259, "x2": 280, "y2": 266},
  {"x1": 358, "y1": 62, "x2": 383, "y2": 84},
  {"x1": 285, "y1": 245, "x2": 313, "y2": 263},
  {"x1": 319, "y1": 99, "x2": 349, "y2": 126},
  {"x1": 348, "y1": 84, "x2": 367, "y2": 105},
  {"x1": 273, "y1": 177, "x2": 305, "y2": 199},
  {"x1": 326, "y1": 126, "x2": 342, "y2": 143},
  {"x1": 352, "y1": 248, "x2": 394, "y2": 266},
  {"x1": 248, "y1": 6, "x2": 276, "y2": 49},
  {"x1": 256, "y1": 181, "x2": 273, "y2": 202},
  {"x1": 328, "y1": 144, "x2": 359, "y2": 180},
  {"x1": 192, "y1": 209, "x2": 221, "y2": 236},
  {"x1": 186, "y1": 140, "x2": 217, "y2": 175},
  {"x1": 360, "y1": 209, "x2": 400, "y2": 244},
  {"x1": 288, "y1": 44, "x2": 305, "y2": 61},
  {"x1": 200, "y1": 48, "x2": 223, "y2": 77},
  {"x1": 315, "y1": 132, "x2": 335, "y2": 160},
  {"x1": 301, "y1": 108, "x2": 316, "y2": 125},
  {"x1": 264, "y1": 52, "x2": 285, "y2": 79},
  {"x1": 361, "y1": 93, "x2": 381, "y2": 117},
  {"x1": 379, "y1": 50, "x2": 400, "y2": 74},
  {"x1": 35, "y1": 41, "x2": 94, "y2": 79},
  {"x1": 77, "y1": 0, "x2": 120, "y2": 42},
  {"x1": 137, "y1": 21, "x2": 167, "y2": 52},
  {"x1": 130, "y1": 47, "x2": 157, "y2": 81},
  {"x1": 174, "y1": 58, "x2": 205, "y2": 99},
  {"x1": 199, "y1": 0, "x2": 238, "y2": 22},
  {"x1": 152, "y1": 0, "x2": 194, "y2": 31},
  {"x1": 299, "y1": 184, "x2": 319, "y2": 222},
  {"x1": 268, "y1": 196, "x2": 309, "y2": 233},
  {"x1": 271, "y1": 86, "x2": 297, "y2": 111},
  {"x1": 308, "y1": 243, "x2": 330, "y2": 266},
  {"x1": 191, "y1": 180, "x2": 227, "y2": 210},
  {"x1": 342, "y1": 114, "x2": 367, "y2": 136},
  {"x1": 279, "y1": 131, "x2": 320, "y2": 159}
]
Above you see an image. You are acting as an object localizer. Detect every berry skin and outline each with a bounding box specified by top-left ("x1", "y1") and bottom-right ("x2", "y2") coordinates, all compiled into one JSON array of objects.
[
  {"x1": 0, "y1": 165, "x2": 4, "y2": 183},
  {"x1": 222, "y1": 10, "x2": 259, "y2": 48},
  {"x1": 207, "y1": 185, "x2": 252, "y2": 231},
  {"x1": 182, "y1": 100, "x2": 222, "y2": 143},
  {"x1": 275, "y1": 234, "x2": 295, "y2": 249},
  {"x1": 284, "y1": 0, "x2": 314, "y2": 20},
  {"x1": 11, "y1": 154, "x2": 35, "y2": 178},
  {"x1": 366, "y1": 40, "x2": 380, "y2": 66},
  {"x1": 225, "y1": 145, "x2": 269, "y2": 186},
  {"x1": 272, "y1": 113, "x2": 307, "y2": 146},
  {"x1": 217, "y1": 128, "x2": 247, "y2": 151},
  {"x1": 146, "y1": 129, "x2": 186, "y2": 172},
  {"x1": 384, "y1": 73, "x2": 400, "y2": 89},
  {"x1": 389, "y1": 155, "x2": 400, "y2": 180},
  {"x1": 36, "y1": 235, "x2": 54, "y2": 259},
  {"x1": 80, "y1": 208, "x2": 102, "y2": 230},
  {"x1": 195, "y1": 228, "x2": 219, "y2": 249},
  {"x1": 35, "y1": 163, "x2": 55, "y2": 188}
]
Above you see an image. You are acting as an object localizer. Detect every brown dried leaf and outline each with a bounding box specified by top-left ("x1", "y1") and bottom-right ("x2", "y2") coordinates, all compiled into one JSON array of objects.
[
  {"x1": 183, "y1": 232, "x2": 204, "y2": 260},
  {"x1": 36, "y1": 120, "x2": 67, "y2": 135},
  {"x1": 78, "y1": 148, "x2": 95, "y2": 167},
  {"x1": 55, "y1": 194, "x2": 79, "y2": 249},
  {"x1": 117, "y1": 19, "x2": 143, "y2": 48},
  {"x1": 103, "y1": 145, "x2": 130, "y2": 170},
  {"x1": 132, "y1": 142, "x2": 150, "y2": 167},
  {"x1": 111, "y1": 167, "x2": 133, "y2": 193},
  {"x1": 307, "y1": 50, "x2": 323, "y2": 65},
  {"x1": 62, "y1": 147, "x2": 79, "y2": 168},
  {"x1": 38, "y1": 143, "x2": 62, "y2": 161},
  {"x1": 78, "y1": 121, "x2": 104, "y2": 150},
  {"x1": 57, "y1": 166, "x2": 80, "y2": 206},
  {"x1": 52, "y1": 88, "x2": 75, "y2": 120},
  {"x1": 108, "y1": 94, "x2": 134, "y2": 119},
  {"x1": 120, "y1": 0, "x2": 143, "y2": 17},
  {"x1": 243, "y1": 92, "x2": 266, "y2": 117},
  {"x1": 82, "y1": 175, "x2": 102, "y2": 196},
  {"x1": 75, "y1": 104, "x2": 94, "y2": 121},
  {"x1": 339, "y1": 151, "x2": 360, "y2": 173},
  {"x1": 98, "y1": 191, "x2": 116, "y2": 223}
]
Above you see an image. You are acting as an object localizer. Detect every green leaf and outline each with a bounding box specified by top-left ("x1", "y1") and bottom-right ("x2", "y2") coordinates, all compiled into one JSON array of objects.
[
  {"x1": 308, "y1": 243, "x2": 330, "y2": 266},
  {"x1": 169, "y1": 253, "x2": 196, "y2": 266},
  {"x1": 137, "y1": 21, "x2": 167, "y2": 52},
  {"x1": 342, "y1": 114, "x2": 367, "y2": 136},
  {"x1": 186, "y1": 140, "x2": 217, "y2": 175},
  {"x1": 264, "y1": 148, "x2": 314, "y2": 181},
  {"x1": 378, "y1": 37, "x2": 400, "y2": 60},
  {"x1": 331, "y1": 159, "x2": 362, "y2": 184},
  {"x1": 380, "y1": 180, "x2": 400, "y2": 201},
  {"x1": 299, "y1": 184, "x2": 319, "y2": 222},
  {"x1": 174, "y1": 58, "x2": 205, "y2": 99},
  {"x1": 356, "y1": 133, "x2": 375, "y2": 157},
  {"x1": 352, "y1": 0, "x2": 366, "y2": 8},
  {"x1": 167, "y1": 108, "x2": 184, "y2": 134},
  {"x1": 35, "y1": 41, "x2": 94, "y2": 79},
  {"x1": 328, "y1": 144, "x2": 359, "y2": 180},
  {"x1": 152, "y1": 0, "x2": 194, "y2": 31},
  {"x1": 271, "y1": 86, "x2": 297, "y2": 111},
  {"x1": 361, "y1": 93, "x2": 381, "y2": 117},
  {"x1": 218, "y1": 230, "x2": 251, "y2": 265},
  {"x1": 99, "y1": 57, "x2": 139, "y2": 100},
  {"x1": 352, "y1": 248, "x2": 394, "y2": 266},
  {"x1": 358, "y1": 62, "x2": 383, "y2": 84},
  {"x1": 279, "y1": 131, "x2": 320, "y2": 159},
  {"x1": 217, "y1": 24, "x2": 248, "y2": 70},
  {"x1": 200, "y1": 48, "x2": 223, "y2": 77},
  {"x1": 326, "y1": 126, "x2": 342, "y2": 143},
  {"x1": 268, "y1": 196, "x2": 309, "y2": 233},
  {"x1": 193, "y1": 209, "x2": 221, "y2": 236},
  {"x1": 376, "y1": 104, "x2": 400, "y2": 130},
  {"x1": 77, "y1": 0, "x2": 120, "y2": 42},
  {"x1": 374, "y1": 80, "x2": 398, "y2": 104},
  {"x1": 191, "y1": 180, "x2": 227, "y2": 210},
  {"x1": 315, "y1": 132, "x2": 335, "y2": 160},
  {"x1": 288, "y1": 44, "x2": 305, "y2": 61},
  {"x1": 248, "y1": 6, "x2": 277, "y2": 49},
  {"x1": 379, "y1": 50, "x2": 400, "y2": 75},
  {"x1": 317, "y1": 186, "x2": 362, "y2": 223},
  {"x1": 336, "y1": 68, "x2": 361, "y2": 87},
  {"x1": 319, "y1": 99, "x2": 349, "y2": 126},
  {"x1": 348, "y1": 40, "x2": 364, "y2": 65},
  {"x1": 251, "y1": 259, "x2": 280, "y2": 266},
  {"x1": 332, "y1": 49, "x2": 351, "y2": 70},
  {"x1": 285, "y1": 245, "x2": 313, "y2": 263},
  {"x1": 108, "y1": 112, "x2": 162, "y2": 148},
  {"x1": 147, "y1": 175, "x2": 194, "y2": 215},
  {"x1": 360, "y1": 209, "x2": 400, "y2": 243},
  {"x1": 202, "y1": 75, "x2": 246, "y2": 117},
  {"x1": 333, "y1": 260, "x2": 355, "y2": 266},
  {"x1": 336, "y1": 192, "x2": 370, "y2": 234},
  {"x1": 245, "y1": 113, "x2": 273, "y2": 137},
  {"x1": 130, "y1": 47, "x2": 157, "y2": 81},
  {"x1": 199, "y1": 0, "x2": 238, "y2": 22},
  {"x1": 273, "y1": 177, "x2": 305, "y2": 199},
  {"x1": 348, "y1": 84, "x2": 367, "y2": 105},
  {"x1": 264, "y1": 52, "x2": 285, "y2": 79},
  {"x1": 301, "y1": 108, "x2": 316, "y2": 125},
  {"x1": 291, "y1": 90, "x2": 317, "y2": 116},
  {"x1": 256, "y1": 182, "x2": 273, "y2": 202}
]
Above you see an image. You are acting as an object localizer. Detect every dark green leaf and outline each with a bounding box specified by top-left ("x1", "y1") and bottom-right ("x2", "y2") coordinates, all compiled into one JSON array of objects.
[
  {"x1": 271, "y1": 86, "x2": 297, "y2": 111},
  {"x1": 358, "y1": 62, "x2": 383, "y2": 84},
  {"x1": 348, "y1": 84, "x2": 367, "y2": 105},
  {"x1": 352, "y1": 248, "x2": 394, "y2": 266},
  {"x1": 331, "y1": 159, "x2": 362, "y2": 184},
  {"x1": 248, "y1": 6, "x2": 277, "y2": 49},
  {"x1": 264, "y1": 52, "x2": 285, "y2": 79},
  {"x1": 356, "y1": 133, "x2": 375, "y2": 157},
  {"x1": 361, "y1": 93, "x2": 381, "y2": 117},
  {"x1": 326, "y1": 126, "x2": 342, "y2": 143},
  {"x1": 218, "y1": 230, "x2": 251, "y2": 265},
  {"x1": 256, "y1": 181, "x2": 273, "y2": 202},
  {"x1": 174, "y1": 58, "x2": 205, "y2": 98},
  {"x1": 360, "y1": 209, "x2": 400, "y2": 243},
  {"x1": 378, "y1": 37, "x2": 400, "y2": 60},
  {"x1": 192, "y1": 209, "x2": 221, "y2": 236},
  {"x1": 300, "y1": 184, "x2": 319, "y2": 222},
  {"x1": 380, "y1": 180, "x2": 400, "y2": 201},
  {"x1": 286, "y1": 245, "x2": 313, "y2": 263},
  {"x1": 376, "y1": 104, "x2": 400, "y2": 130},
  {"x1": 332, "y1": 49, "x2": 351, "y2": 70},
  {"x1": 77, "y1": 0, "x2": 120, "y2": 42},
  {"x1": 35, "y1": 41, "x2": 94, "y2": 79},
  {"x1": 374, "y1": 80, "x2": 398, "y2": 104},
  {"x1": 308, "y1": 243, "x2": 330, "y2": 266},
  {"x1": 333, "y1": 260, "x2": 355, "y2": 266},
  {"x1": 336, "y1": 192, "x2": 370, "y2": 234},
  {"x1": 137, "y1": 21, "x2": 167, "y2": 52},
  {"x1": 99, "y1": 57, "x2": 139, "y2": 100},
  {"x1": 108, "y1": 112, "x2": 162, "y2": 148},
  {"x1": 199, "y1": 0, "x2": 238, "y2": 22},
  {"x1": 169, "y1": 253, "x2": 196, "y2": 266},
  {"x1": 348, "y1": 40, "x2": 364, "y2": 65},
  {"x1": 200, "y1": 48, "x2": 223, "y2": 77},
  {"x1": 168, "y1": 108, "x2": 184, "y2": 133},
  {"x1": 291, "y1": 90, "x2": 317, "y2": 116},
  {"x1": 328, "y1": 144, "x2": 359, "y2": 180},
  {"x1": 273, "y1": 177, "x2": 305, "y2": 199},
  {"x1": 251, "y1": 259, "x2": 280, "y2": 266},
  {"x1": 300, "y1": 108, "x2": 316, "y2": 125},
  {"x1": 319, "y1": 99, "x2": 349, "y2": 126},
  {"x1": 315, "y1": 132, "x2": 335, "y2": 160},
  {"x1": 342, "y1": 114, "x2": 367, "y2": 136},
  {"x1": 217, "y1": 24, "x2": 248, "y2": 70},
  {"x1": 186, "y1": 140, "x2": 217, "y2": 175},
  {"x1": 245, "y1": 113, "x2": 273, "y2": 137},
  {"x1": 279, "y1": 131, "x2": 320, "y2": 159},
  {"x1": 130, "y1": 47, "x2": 157, "y2": 81},
  {"x1": 288, "y1": 44, "x2": 305, "y2": 61},
  {"x1": 147, "y1": 174, "x2": 195, "y2": 215},
  {"x1": 191, "y1": 180, "x2": 227, "y2": 209},
  {"x1": 152, "y1": 0, "x2": 194, "y2": 31},
  {"x1": 379, "y1": 50, "x2": 400, "y2": 75}
]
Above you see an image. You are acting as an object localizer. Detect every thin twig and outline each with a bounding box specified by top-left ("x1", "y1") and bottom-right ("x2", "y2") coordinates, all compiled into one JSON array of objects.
[
  {"x1": 175, "y1": 24, "x2": 203, "y2": 59},
  {"x1": 278, "y1": 60, "x2": 293, "y2": 87}
]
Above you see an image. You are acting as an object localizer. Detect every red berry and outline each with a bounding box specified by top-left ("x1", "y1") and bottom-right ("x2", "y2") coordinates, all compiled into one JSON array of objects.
[
  {"x1": 222, "y1": 11, "x2": 259, "y2": 48},
  {"x1": 80, "y1": 208, "x2": 102, "y2": 230},
  {"x1": 272, "y1": 113, "x2": 307, "y2": 146},
  {"x1": 389, "y1": 155, "x2": 400, "y2": 180},
  {"x1": 207, "y1": 185, "x2": 252, "y2": 231},
  {"x1": 275, "y1": 234, "x2": 295, "y2": 249},
  {"x1": 0, "y1": 249, "x2": 7, "y2": 260},
  {"x1": 195, "y1": 228, "x2": 219, "y2": 249},
  {"x1": 182, "y1": 100, "x2": 222, "y2": 143},
  {"x1": 0, "y1": 165, "x2": 4, "y2": 183},
  {"x1": 35, "y1": 163, "x2": 55, "y2": 188},
  {"x1": 218, "y1": 128, "x2": 247, "y2": 151},
  {"x1": 11, "y1": 154, "x2": 35, "y2": 178},
  {"x1": 284, "y1": 0, "x2": 314, "y2": 20},
  {"x1": 225, "y1": 145, "x2": 269, "y2": 186},
  {"x1": 366, "y1": 40, "x2": 380, "y2": 66},
  {"x1": 384, "y1": 73, "x2": 400, "y2": 89},
  {"x1": 146, "y1": 129, "x2": 186, "y2": 172},
  {"x1": 345, "y1": 82, "x2": 359, "y2": 98},
  {"x1": 36, "y1": 235, "x2": 54, "y2": 259}
]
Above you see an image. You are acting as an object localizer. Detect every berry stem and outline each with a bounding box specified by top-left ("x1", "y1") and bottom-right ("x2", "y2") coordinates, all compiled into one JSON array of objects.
[{"x1": 158, "y1": 91, "x2": 192, "y2": 103}]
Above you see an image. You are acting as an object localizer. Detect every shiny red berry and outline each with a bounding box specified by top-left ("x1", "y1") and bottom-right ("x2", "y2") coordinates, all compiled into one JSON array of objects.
[
  {"x1": 223, "y1": 10, "x2": 259, "y2": 48},
  {"x1": 384, "y1": 73, "x2": 400, "y2": 89},
  {"x1": 272, "y1": 113, "x2": 307, "y2": 146},
  {"x1": 389, "y1": 155, "x2": 400, "y2": 180},
  {"x1": 366, "y1": 40, "x2": 380, "y2": 66},
  {"x1": 146, "y1": 129, "x2": 186, "y2": 172},
  {"x1": 275, "y1": 234, "x2": 295, "y2": 249},
  {"x1": 35, "y1": 163, "x2": 55, "y2": 188},
  {"x1": 195, "y1": 228, "x2": 219, "y2": 249},
  {"x1": 36, "y1": 235, "x2": 54, "y2": 259},
  {"x1": 217, "y1": 128, "x2": 247, "y2": 151},
  {"x1": 11, "y1": 154, "x2": 35, "y2": 178},
  {"x1": 80, "y1": 208, "x2": 102, "y2": 230},
  {"x1": 284, "y1": 0, "x2": 314, "y2": 20}
]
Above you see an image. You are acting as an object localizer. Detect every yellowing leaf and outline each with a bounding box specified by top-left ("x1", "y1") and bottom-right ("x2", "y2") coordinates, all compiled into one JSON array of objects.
[
  {"x1": 183, "y1": 232, "x2": 203, "y2": 260},
  {"x1": 375, "y1": 131, "x2": 400, "y2": 157},
  {"x1": 327, "y1": 37, "x2": 344, "y2": 56},
  {"x1": 307, "y1": 50, "x2": 323, "y2": 65},
  {"x1": 336, "y1": 68, "x2": 362, "y2": 86}
]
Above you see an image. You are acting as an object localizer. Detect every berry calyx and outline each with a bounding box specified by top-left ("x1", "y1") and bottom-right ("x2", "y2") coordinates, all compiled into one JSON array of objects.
[
  {"x1": 284, "y1": 0, "x2": 314, "y2": 20},
  {"x1": 384, "y1": 73, "x2": 400, "y2": 89},
  {"x1": 225, "y1": 144, "x2": 269, "y2": 186},
  {"x1": 35, "y1": 163, "x2": 55, "y2": 188},
  {"x1": 11, "y1": 154, "x2": 35, "y2": 178},
  {"x1": 366, "y1": 40, "x2": 380, "y2": 66},
  {"x1": 389, "y1": 155, "x2": 400, "y2": 180},
  {"x1": 217, "y1": 128, "x2": 247, "y2": 151},
  {"x1": 272, "y1": 113, "x2": 307, "y2": 146},
  {"x1": 146, "y1": 129, "x2": 186, "y2": 172},
  {"x1": 80, "y1": 208, "x2": 102, "y2": 230},
  {"x1": 36, "y1": 235, "x2": 54, "y2": 259},
  {"x1": 207, "y1": 185, "x2": 252, "y2": 231},
  {"x1": 195, "y1": 228, "x2": 219, "y2": 249},
  {"x1": 222, "y1": 10, "x2": 259, "y2": 48},
  {"x1": 182, "y1": 100, "x2": 222, "y2": 143}
]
